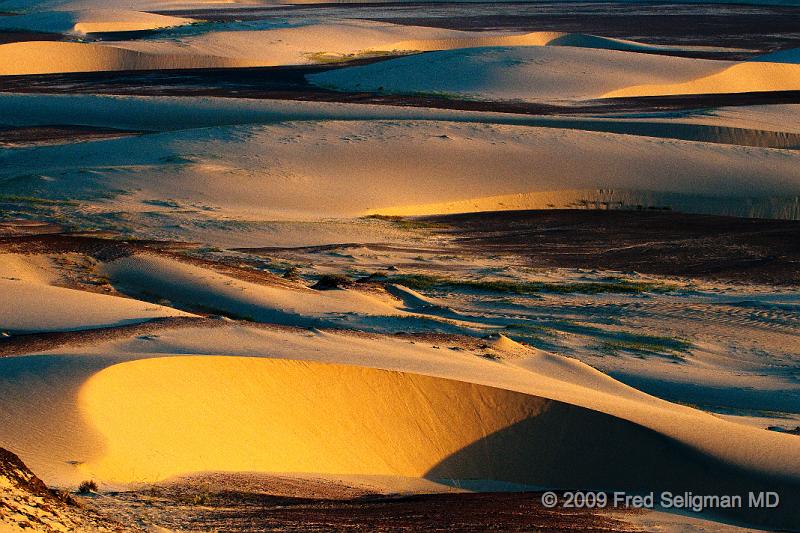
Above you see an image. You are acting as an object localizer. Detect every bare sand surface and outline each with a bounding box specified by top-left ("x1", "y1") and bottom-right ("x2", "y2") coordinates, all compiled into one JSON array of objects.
[
  {"x1": 1, "y1": 95, "x2": 799, "y2": 231},
  {"x1": 0, "y1": 232, "x2": 798, "y2": 530},
  {"x1": 1, "y1": 3, "x2": 798, "y2": 532}
]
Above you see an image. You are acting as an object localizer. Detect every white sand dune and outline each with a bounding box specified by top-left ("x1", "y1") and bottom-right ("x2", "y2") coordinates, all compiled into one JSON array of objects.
[
  {"x1": 0, "y1": 0, "x2": 246, "y2": 10},
  {"x1": 309, "y1": 46, "x2": 726, "y2": 102},
  {"x1": 0, "y1": 278, "x2": 193, "y2": 333},
  {"x1": 0, "y1": 324, "x2": 798, "y2": 528},
  {"x1": 0, "y1": 41, "x2": 247, "y2": 76},
  {"x1": 365, "y1": 189, "x2": 800, "y2": 219},
  {"x1": 3, "y1": 93, "x2": 800, "y2": 149},
  {"x1": 0, "y1": 9, "x2": 194, "y2": 34},
  {"x1": 2, "y1": 100, "x2": 799, "y2": 222},
  {"x1": 367, "y1": 30, "x2": 730, "y2": 55},
  {"x1": 0, "y1": 253, "x2": 194, "y2": 333},
  {"x1": 102, "y1": 254, "x2": 404, "y2": 324}
]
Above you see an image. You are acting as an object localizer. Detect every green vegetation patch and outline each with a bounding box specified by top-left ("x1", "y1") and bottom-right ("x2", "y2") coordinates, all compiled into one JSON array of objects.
[
  {"x1": 595, "y1": 334, "x2": 693, "y2": 359},
  {"x1": 0, "y1": 194, "x2": 78, "y2": 206}
]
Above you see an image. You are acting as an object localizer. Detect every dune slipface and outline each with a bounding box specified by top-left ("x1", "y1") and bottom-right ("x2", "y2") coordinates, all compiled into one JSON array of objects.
[{"x1": 74, "y1": 356, "x2": 799, "y2": 528}]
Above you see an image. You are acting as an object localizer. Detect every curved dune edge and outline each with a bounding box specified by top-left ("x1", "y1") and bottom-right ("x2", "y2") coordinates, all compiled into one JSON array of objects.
[
  {"x1": 603, "y1": 61, "x2": 800, "y2": 98},
  {"x1": 74, "y1": 356, "x2": 799, "y2": 528},
  {"x1": 0, "y1": 41, "x2": 250, "y2": 76},
  {"x1": 364, "y1": 189, "x2": 800, "y2": 220},
  {"x1": 0, "y1": 24, "x2": 730, "y2": 76},
  {"x1": 101, "y1": 254, "x2": 404, "y2": 324},
  {"x1": 0, "y1": 9, "x2": 196, "y2": 35},
  {"x1": 368, "y1": 31, "x2": 690, "y2": 54}
]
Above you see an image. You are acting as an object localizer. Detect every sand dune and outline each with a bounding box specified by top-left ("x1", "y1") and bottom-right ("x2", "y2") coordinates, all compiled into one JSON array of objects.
[
  {"x1": 0, "y1": 9, "x2": 194, "y2": 34},
  {"x1": 0, "y1": 41, "x2": 247, "y2": 75},
  {"x1": 368, "y1": 30, "x2": 724, "y2": 54},
  {"x1": 0, "y1": 278, "x2": 192, "y2": 333},
  {"x1": 0, "y1": 20, "x2": 734, "y2": 76},
  {"x1": 365, "y1": 189, "x2": 800, "y2": 219},
  {"x1": 603, "y1": 61, "x2": 800, "y2": 98},
  {"x1": 2, "y1": 102, "x2": 800, "y2": 223},
  {"x1": 309, "y1": 46, "x2": 725, "y2": 102},
  {"x1": 102, "y1": 254, "x2": 404, "y2": 324},
  {"x1": 1, "y1": 323, "x2": 798, "y2": 528},
  {"x1": 3, "y1": 93, "x2": 800, "y2": 148},
  {"x1": 0, "y1": 21, "x2": 466, "y2": 75},
  {"x1": 0, "y1": 253, "x2": 194, "y2": 333}
]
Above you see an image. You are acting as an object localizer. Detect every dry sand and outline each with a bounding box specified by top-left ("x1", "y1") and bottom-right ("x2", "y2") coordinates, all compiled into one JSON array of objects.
[
  {"x1": 0, "y1": 9, "x2": 195, "y2": 35},
  {"x1": 0, "y1": 5, "x2": 798, "y2": 531},
  {"x1": 2, "y1": 97, "x2": 799, "y2": 225},
  {"x1": 0, "y1": 324, "x2": 797, "y2": 528}
]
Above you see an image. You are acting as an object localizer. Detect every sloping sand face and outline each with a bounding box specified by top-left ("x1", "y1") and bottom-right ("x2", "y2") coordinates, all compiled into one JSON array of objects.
[
  {"x1": 101, "y1": 254, "x2": 403, "y2": 324},
  {"x1": 603, "y1": 61, "x2": 800, "y2": 98},
  {"x1": 0, "y1": 252, "x2": 194, "y2": 334},
  {"x1": 0, "y1": 20, "x2": 738, "y2": 76},
  {"x1": 0, "y1": 9, "x2": 195, "y2": 35},
  {"x1": 0, "y1": 41, "x2": 248, "y2": 75},
  {"x1": 77, "y1": 357, "x2": 546, "y2": 482},
  {"x1": 75, "y1": 356, "x2": 799, "y2": 528}
]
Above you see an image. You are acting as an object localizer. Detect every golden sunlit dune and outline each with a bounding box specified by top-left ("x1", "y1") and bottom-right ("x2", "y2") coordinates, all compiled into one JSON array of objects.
[
  {"x1": 0, "y1": 9, "x2": 195, "y2": 35},
  {"x1": 0, "y1": 41, "x2": 247, "y2": 76},
  {"x1": 603, "y1": 61, "x2": 800, "y2": 98},
  {"x1": 368, "y1": 31, "x2": 721, "y2": 54},
  {"x1": 1, "y1": 315, "x2": 798, "y2": 528}
]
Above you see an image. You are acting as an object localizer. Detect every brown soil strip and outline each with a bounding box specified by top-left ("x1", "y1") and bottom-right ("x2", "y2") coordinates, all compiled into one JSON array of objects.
[
  {"x1": 0, "y1": 30, "x2": 65, "y2": 45},
  {"x1": 90, "y1": 486, "x2": 643, "y2": 532},
  {"x1": 0, "y1": 317, "x2": 215, "y2": 357},
  {"x1": 420, "y1": 209, "x2": 800, "y2": 286},
  {"x1": 0, "y1": 125, "x2": 146, "y2": 147}
]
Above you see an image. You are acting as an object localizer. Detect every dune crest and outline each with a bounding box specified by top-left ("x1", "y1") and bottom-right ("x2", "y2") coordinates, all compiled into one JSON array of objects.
[
  {"x1": 369, "y1": 31, "x2": 711, "y2": 54},
  {"x1": 0, "y1": 9, "x2": 195, "y2": 35},
  {"x1": 603, "y1": 61, "x2": 800, "y2": 98}
]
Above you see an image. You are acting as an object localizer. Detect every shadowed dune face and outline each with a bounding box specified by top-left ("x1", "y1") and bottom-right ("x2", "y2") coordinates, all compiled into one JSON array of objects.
[{"x1": 75, "y1": 356, "x2": 799, "y2": 528}]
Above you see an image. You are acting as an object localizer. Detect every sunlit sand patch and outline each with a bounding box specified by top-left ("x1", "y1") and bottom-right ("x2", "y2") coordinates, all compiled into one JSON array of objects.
[
  {"x1": 0, "y1": 253, "x2": 194, "y2": 334},
  {"x1": 603, "y1": 61, "x2": 800, "y2": 98},
  {"x1": 0, "y1": 9, "x2": 195, "y2": 35}
]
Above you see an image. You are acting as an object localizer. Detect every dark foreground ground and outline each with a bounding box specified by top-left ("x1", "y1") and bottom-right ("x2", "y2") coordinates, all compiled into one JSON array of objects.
[
  {"x1": 92, "y1": 484, "x2": 641, "y2": 532},
  {"x1": 422, "y1": 210, "x2": 800, "y2": 285},
  {"x1": 2, "y1": 445, "x2": 640, "y2": 532}
]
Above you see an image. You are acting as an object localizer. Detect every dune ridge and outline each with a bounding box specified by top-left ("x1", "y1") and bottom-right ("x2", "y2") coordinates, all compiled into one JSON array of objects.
[
  {"x1": 1, "y1": 314, "x2": 799, "y2": 528},
  {"x1": 365, "y1": 189, "x2": 800, "y2": 220},
  {"x1": 604, "y1": 61, "x2": 800, "y2": 98},
  {"x1": 0, "y1": 258, "x2": 194, "y2": 333},
  {"x1": 0, "y1": 41, "x2": 249, "y2": 75},
  {"x1": 0, "y1": 9, "x2": 195, "y2": 34},
  {"x1": 368, "y1": 31, "x2": 716, "y2": 54},
  {"x1": 102, "y1": 254, "x2": 404, "y2": 324},
  {"x1": 0, "y1": 21, "x2": 735, "y2": 76}
]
